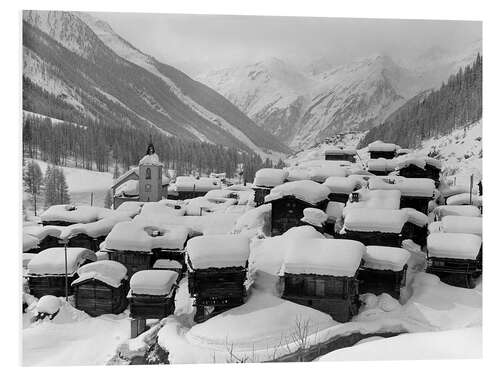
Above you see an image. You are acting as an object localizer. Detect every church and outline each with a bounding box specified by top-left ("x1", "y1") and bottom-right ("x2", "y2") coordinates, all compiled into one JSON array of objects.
[{"x1": 111, "y1": 141, "x2": 169, "y2": 208}]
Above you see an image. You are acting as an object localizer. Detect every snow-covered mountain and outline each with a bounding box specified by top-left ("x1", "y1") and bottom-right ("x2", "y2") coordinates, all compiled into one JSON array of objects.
[
  {"x1": 199, "y1": 58, "x2": 314, "y2": 142},
  {"x1": 199, "y1": 43, "x2": 481, "y2": 150},
  {"x1": 22, "y1": 11, "x2": 290, "y2": 157}
]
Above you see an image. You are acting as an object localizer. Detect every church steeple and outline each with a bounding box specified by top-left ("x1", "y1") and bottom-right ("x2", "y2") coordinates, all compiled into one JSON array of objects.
[{"x1": 146, "y1": 134, "x2": 156, "y2": 156}]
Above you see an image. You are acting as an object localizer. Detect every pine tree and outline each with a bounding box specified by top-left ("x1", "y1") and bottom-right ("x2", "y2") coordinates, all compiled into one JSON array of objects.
[
  {"x1": 44, "y1": 165, "x2": 57, "y2": 207},
  {"x1": 55, "y1": 167, "x2": 71, "y2": 205},
  {"x1": 104, "y1": 189, "x2": 113, "y2": 209},
  {"x1": 113, "y1": 163, "x2": 120, "y2": 180},
  {"x1": 23, "y1": 160, "x2": 44, "y2": 216}
]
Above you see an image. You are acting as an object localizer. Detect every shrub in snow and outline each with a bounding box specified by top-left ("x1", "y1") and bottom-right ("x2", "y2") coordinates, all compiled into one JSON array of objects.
[
  {"x1": 301, "y1": 208, "x2": 328, "y2": 227},
  {"x1": 36, "y1": 295, "x2": 61, "y2": 316}
]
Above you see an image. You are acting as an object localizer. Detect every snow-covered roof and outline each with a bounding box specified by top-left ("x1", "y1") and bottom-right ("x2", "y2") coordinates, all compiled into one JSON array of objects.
[
  {"x1": 23, "y1": 253, "x2": 36, "y2": 268},
  {"x1": 343, "y1": 208, "x2": 407, "y2": 233},
  {"x1": 174, "y1": 176, "x2": 222, "y2": 192},
  {"x1": 265, "y1": 180, "x2": 330, "y2": 205},
  {"x1": 113, "y1": 167, "x2": 139, "y2": 188},
  {"x1": 427, "y1": 233, "x2": 482, "y2": 260},
  {"x1": 401, "y1": 208, "x2": 429, "y2": 227},
  {"x1": 325, "y1": 201, "x2": 345, "y2": 220},
  {"x1": 369, "y1": 177, "x2": 435, "y2": 197},
  {"x1": 40, "y1": 205, "x2": 102, "y2": 224},
  {"x1": 140, "y1": 201, "x2": 185, "y2": 217},
  {"x1": 105, "y1": 221, "x2": 189, "y2": 252},
  {"x1": 186, "y1": 234, "x2": 250, "y2": 269},
  {"x1": 282, "y1": 239, "x2": 365, "y2": 277},
  {"x1": 283, "y1": 166, "x2": 311, "y2": 182},
  {"x1": 184, "y1": 196, "x2": 237, "y2": 216},
  {"x1": 368, "y1": 141, "x2": 399, "y2": 152},
  {"x1": 442, "y1": 216, "x2": 482, "y2": 237},
  {"x1": 59, "y1": 213, "x2": 132, "y2": 241},
  {"x1": 446, "y1": 193, "x2": 482, "y2": 207},
  {"x1": 324, "y1": 147, "x2": 357, "y2": 155},
  {"x1": 139, "y1": 153, "x2": 163, "y2": 166},
  {"x1": 396, "y1": 148, "x2": 412, "y2": 155},
  {"x1": 308, "y1": 165, "x2": 348, "y2": 182},
  {"x1": 301, "y1": 207, "x2": 328, "y2": 227},
  {"x1": 27, "y1": 247, "x2": 97, "y2": 276},
  {"x1": 23, "y1": 233, "x2": 39, "y2": 252},
  {"x1": 367, "y1": 158, "x2": 397, "y2": 172},
  {"x1": 363, "y1": 246, "x2": 410, "y2": 272},
  {"x1": 114, "y1": 179, "x2": 139, "y2": 197},
  {"x1": 130, "y1": 270, "x2": 177, "y2": 296},
  {"x1": 432, "y1": 205, "x2": 481, "y2": 219},
  {"x1": 323, "y1": 176, "x2": 362, "y2": 194},
  {"x1": 72, "y1": 260, "x2": 128, "y2": 288},
  {"x1": 344, "y1": 189, "x2": 401, "y2": 211},
  {"x1": 153, "y1": 259, "x2": 182, "y2": 270},
  {"x1": 253, "y1": 168, "x2": 288, "y2": 188},
  {"x1": 115, "y1": 201, "x2": 144, "y2": 216},
  {"x1": 25, "y1": 225, "x2": 64, "y2": 242},
  {"x1": 424, "y1": 157, "x2": 442, "y2": 170}
]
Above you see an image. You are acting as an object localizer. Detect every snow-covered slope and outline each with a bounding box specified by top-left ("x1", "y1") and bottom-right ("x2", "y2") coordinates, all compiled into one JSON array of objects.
[
  {"x1": 199, "y1": 58, "x2": 314, "y2": 142},
  {"x1": 22, "y1": 10, "x2": 289, "y2": 156},
  {"x1": 200, "y1": 44, "x2": 481, "y2": 150}
]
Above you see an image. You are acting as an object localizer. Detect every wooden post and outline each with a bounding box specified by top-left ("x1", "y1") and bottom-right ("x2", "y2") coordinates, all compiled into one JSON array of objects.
[
  {"x1": 470, "y1": 174, "x2": 474, "y2": 204},
  {"x1": 64, "y1": 241, "x2": 69, "y2": 301},
  {"x1": 90, "y1": 192, "x2": 94, "y2": 206},
  {"x1": 131, "y1": 318, "x2": 147, "y2": 338}
]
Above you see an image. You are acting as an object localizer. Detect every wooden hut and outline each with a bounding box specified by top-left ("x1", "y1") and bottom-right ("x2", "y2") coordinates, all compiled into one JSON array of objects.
[
  {"x1": 27, "y1": 247, "x2": 97, "y2": 298},
  {"x1": 426, "y1": 233, "x2": 482, "y2": 288},
  {"x1": 397, "y1": 157, "x2": 442, "y2": 186},
  {"x1": 323, "y1": 176, "x2": 363, "y2": 204},
  {"x1": 267, "y1": 180, "x2": 330, "y2": 237},
  {"x1": 324, "y1": 147, "x2": 357, "y2": 163},
  {"x1": 149, "y1": 225, "x2": 189, "y2": 271},
  {"x1": 341, "y1": 208, "x2": 408, "y2": 247},
  {"x1": 368, "y1": 141, "x2": 399, "y2": 160},
  {"x1": 367, "y1": 159, "x2": 397, "y2": 176},
  {"x1": 252, "y1": 168, "x2": 288, "y2": 206},
  {"x1": 103, "y1": 221, "x2": 156, "y2": 277},
  {"x1": 72, "y1": 260, "x2": 128, "y2": 316},
  {"x1": 280, "y1": 238, "x2": 364, "y2": 323},
  {"x1": 368, "y1": 177, "x2": 436, "y2": 214},
  {"x1": 358, "y1": 246, "x2": 411, "y2": 300},
  {"x1": 186, "y1": 234, "x2": 250, "y2": 323}
]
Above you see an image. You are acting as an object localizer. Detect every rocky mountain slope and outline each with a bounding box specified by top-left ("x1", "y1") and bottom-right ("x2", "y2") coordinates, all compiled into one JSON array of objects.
[
  {"x1": 22, "y1": 11, "x2": 290, "y2": 157},
  {"x1": 199, "y1": 44, "x2": 481, "y2": 150}
]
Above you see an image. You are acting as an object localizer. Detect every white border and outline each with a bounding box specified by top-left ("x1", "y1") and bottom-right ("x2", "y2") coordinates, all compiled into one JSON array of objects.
[{"x1": 2, "y1": 0, "x2": 498, "y2": 374}]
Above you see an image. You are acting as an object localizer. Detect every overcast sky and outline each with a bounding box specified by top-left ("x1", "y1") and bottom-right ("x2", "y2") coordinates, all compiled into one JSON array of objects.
[{"x1": 92, "y1": 12, "x2": 481, "y2": 76}]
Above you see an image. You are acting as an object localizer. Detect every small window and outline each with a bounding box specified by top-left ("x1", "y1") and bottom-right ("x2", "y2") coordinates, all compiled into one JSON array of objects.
[{"x1": 146, "y1": 168, "x2": 151, "y2": 180}]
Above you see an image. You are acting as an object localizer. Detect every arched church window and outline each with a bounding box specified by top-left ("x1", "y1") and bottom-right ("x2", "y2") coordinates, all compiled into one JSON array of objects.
[{"x1": 146, "y1": 168, "x2": 151, "y2": 180}]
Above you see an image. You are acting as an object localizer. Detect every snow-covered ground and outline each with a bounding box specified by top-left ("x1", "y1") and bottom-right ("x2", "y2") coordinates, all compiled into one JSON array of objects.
[{"x1": 23, "y1": 298, "x2": 129, "y2": 366}]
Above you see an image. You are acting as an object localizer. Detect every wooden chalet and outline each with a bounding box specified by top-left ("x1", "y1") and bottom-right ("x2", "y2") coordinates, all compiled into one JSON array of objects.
[
  {"x1": 128, "y1": 269, "x2": 178, "y2": 337},
  {"x1": 426, "y1": 233, "x2": 482, "y2": 288},
  {"x1": 267, "y1": 180, "x2": 330, "y2": 237},
  {"x1": 368, "y1": 141, "x2": 399, "y2": 160},
  {"x1": 324, "y1": 147, "x2": 357, "y2": 163},
  {"x1": 323, "y1": 176, "x2": 363, "y2": 204},
  {"x1": 341, "y1": 208, "x2": 408, "y2": 247},
  {"x1": 280, "y1": 239, "x2": 364, "y2": 323},
  {"x1": 358, "y1": 246, "x2": 411, "y2": 300},
  {"x1": 72, "y1": 260, "x2": 129, "y2": 316},
  {"x1": 40, "y1": 204, "x2": 101, "y2": 227},
  {"x1": 368, "y1": 177, "x2": 436, "y2": 214},
  {"x1": 186, "y1": 234, "x2": 250, "y2": 323},
  {"x1": 27, "y1": 247, "x2": 97, "y2": 298},
  {"x1": 397, "y1": 158, "x2": 442, "y2": 186},
  {"x1": 252, "y1": 168, "x2": 288, "y2": 206}
]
